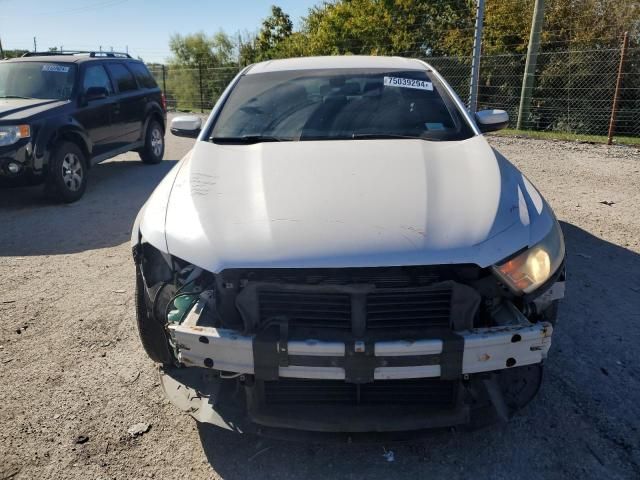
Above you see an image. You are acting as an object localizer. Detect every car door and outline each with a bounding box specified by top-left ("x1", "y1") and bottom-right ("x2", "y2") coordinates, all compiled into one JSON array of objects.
[
  {"x1": 105, "y1": 62, "x2": 145, "y2": 147},
  {"x1": 74, "y1": 63, "x2": 116, "y2": 157}
]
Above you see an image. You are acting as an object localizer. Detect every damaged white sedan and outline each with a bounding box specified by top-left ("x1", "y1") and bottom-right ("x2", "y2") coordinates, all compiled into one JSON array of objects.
[{"x1": 131, "y1": 56, "x2": 565, "y2": 437}]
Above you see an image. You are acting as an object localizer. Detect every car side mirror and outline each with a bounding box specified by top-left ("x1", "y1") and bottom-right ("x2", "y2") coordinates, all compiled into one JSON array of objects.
[
  {"x1": 85, "y1": 86, "x2": 109, "y2": 102},
  {"x1": 170, "y1": 115, "x2": 202, "y2": 138},
  {"x1": 475, "y1": 109, "x2": 509, "y2": 133}
]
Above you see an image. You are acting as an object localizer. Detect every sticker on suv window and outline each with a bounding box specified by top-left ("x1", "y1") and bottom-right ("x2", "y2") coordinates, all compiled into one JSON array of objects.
[
  {"x1": 42, "y1": 65, "x2": 70, "y2": 73},
  {"x1": 383, "y1": 76, "x2": 433, "y2": 91}
]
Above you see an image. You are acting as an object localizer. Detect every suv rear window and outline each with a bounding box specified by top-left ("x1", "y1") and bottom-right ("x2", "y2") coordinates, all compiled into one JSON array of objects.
[
  {"x1": 128, "y1": 63, "x2": 157, "y2": 89},
  {"x1": 106, "y1": 63, "x2": 137, "y2": 92},
  {"x1": 211, "y1": 68, "x2": 474, "y2": 142},
  {"x1": 83, "y1": 65, "x2": 113, "y2": 94}
]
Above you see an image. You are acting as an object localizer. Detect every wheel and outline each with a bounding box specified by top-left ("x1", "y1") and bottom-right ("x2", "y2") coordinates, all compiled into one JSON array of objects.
[
  {"x1": 135, "y1": 267, "x2": 175, "y2": 364},
  {"x1": 45, "y1": 141, "x2": 87, "y2": 203},
  {"x1": 139, "y1": 119, "x2": 165, "y2": 164}
]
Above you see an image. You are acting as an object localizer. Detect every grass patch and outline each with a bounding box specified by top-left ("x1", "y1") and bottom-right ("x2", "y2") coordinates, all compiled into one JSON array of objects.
[{"x1": 491, "y1": 129, "x2": 640, "y2": 147}]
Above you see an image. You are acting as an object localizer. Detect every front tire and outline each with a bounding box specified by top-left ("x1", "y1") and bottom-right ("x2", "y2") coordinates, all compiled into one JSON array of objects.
[
  {"x1": 135, "y1": 267, "x2": 174, "y2": 364},
  {"x1": 139, "y1": 119, "x2": 164, "y2": 164},
  {"x1": 45, "y1": 141, "x2": 87, "y2": 203}
]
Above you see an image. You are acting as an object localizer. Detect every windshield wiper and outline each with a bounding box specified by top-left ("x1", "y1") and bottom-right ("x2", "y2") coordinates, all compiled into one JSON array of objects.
[
  {"x1": 350, "y1": 133, "x2": 439, "y2": 141},
  {"x1": 210, "y1": 135, "x2": 290, "y2": 144}
]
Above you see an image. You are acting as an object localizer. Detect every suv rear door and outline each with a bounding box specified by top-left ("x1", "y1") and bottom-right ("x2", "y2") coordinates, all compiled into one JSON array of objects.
[
  {"x1": 127, "y1": 61, "x2": 164, "y2": 123},
  {"x1": 75, "y1": 63, "x2": 117, "y2": 157},
  {"x1": 105, "y1": 62, "x2": 145, "y2": 147}
]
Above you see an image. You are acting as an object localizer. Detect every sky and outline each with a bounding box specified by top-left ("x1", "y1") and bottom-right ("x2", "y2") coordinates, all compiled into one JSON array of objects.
[{"x1": 0, "y1": 0, "x2": 320, "y2": 63}]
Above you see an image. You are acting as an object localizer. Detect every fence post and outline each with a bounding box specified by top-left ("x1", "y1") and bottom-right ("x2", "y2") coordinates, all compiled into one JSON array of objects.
[
  {"x1": 198, "y1": 62, "x2": 204, "y2": 113},
  {"x1": 607, "y1": 32, "x2": 629, "y2": 145},
  {"x1": 468, "y1": 0, "x2": 485, "y2": 114},
  {"x1": 161, "y1": 64, "x2": 167, "y2": 96},
  {"x1": 517, "y1": 0, "x2": 545, "y2": 130}
]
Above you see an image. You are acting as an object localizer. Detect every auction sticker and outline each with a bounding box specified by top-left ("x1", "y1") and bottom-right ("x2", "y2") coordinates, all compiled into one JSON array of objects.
[
  {"x1": 42, "y1": 65, "x2": 70, "y2": 73},
  {"x1": 383, "y1": 76, "x2": 433, "y2": 91}
]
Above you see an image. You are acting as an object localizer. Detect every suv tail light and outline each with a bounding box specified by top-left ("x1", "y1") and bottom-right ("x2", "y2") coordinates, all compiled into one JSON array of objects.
[{"x1": 161, "y1": 93, "x2": 167, "y2": 112}]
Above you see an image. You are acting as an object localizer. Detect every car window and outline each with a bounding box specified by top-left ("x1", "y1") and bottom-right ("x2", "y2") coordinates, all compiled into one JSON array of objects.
[
  {"x1": 0, "y1": 62, "x2": 76, "y2": 100},
  {"x1": 128, "y1": 63, "x2": 157, "y2": 89},
  {"x1": 106, "y1": 63, "x2": 137, "y2": 93},
  {"x1": 211, "y1": 68, "x2": 474, "y2": 142},
  {"x1": 82, "y1": 65, "x2": 113, "y2": 94}
]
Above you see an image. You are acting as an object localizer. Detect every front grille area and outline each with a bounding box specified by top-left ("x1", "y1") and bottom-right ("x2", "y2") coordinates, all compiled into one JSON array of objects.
[
  {"x1": 238, "y1": 266, "x2": 444, "y2": 288},
  {"x1": 259, "y1": 290, "x2": 352, "y2": 330},
  {"x1": 257, "y1": 285, "x2": 453, "y2": 331},
  {"x1": 263, "y1": 378, "x2": 456, "y2": 407},
  {"x1": 366, "y1": 286, "x2": 452, "y2": 329}
]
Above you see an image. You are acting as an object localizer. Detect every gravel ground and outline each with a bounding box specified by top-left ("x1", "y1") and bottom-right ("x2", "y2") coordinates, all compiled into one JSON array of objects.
[{"x1": 1, "y1": 125, "x2": 639, "y2": 479}]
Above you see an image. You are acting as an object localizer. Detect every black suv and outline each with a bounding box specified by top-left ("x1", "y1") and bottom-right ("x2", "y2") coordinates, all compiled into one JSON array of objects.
[{"x1": 0, "y1": 51, "x2": 166, "y2": 202}]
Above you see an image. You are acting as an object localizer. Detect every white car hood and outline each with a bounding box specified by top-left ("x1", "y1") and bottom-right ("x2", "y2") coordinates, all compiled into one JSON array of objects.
[{"x1": 138, "y1": 135, "x2": 554, "y2": 272}]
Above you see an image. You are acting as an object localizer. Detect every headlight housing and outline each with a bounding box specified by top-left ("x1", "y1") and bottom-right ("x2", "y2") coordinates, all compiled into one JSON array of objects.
[
  {"x1": 0, "y1": 125, "x2": 30, "y2": 147},
  {"x1": 493, "y1": 221, "x2": 565, "y2": 294}
]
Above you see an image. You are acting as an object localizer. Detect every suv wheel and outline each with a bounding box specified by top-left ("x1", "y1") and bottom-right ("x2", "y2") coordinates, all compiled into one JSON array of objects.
[
  {"x1": 139, "y1": 119, "x2": 164, "y2": 164},
  {"x1": 46, "y1": 141, "x2": 87, "y2": 203}
]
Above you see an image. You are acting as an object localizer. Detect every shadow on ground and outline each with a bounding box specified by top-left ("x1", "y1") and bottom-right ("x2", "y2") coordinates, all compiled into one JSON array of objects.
[
  {"x1": 194, "y1": 221, "x2": 640, "y2": 480},
  {"x1": 0, "y1": 158, "x2": 177, "y2": 256}
]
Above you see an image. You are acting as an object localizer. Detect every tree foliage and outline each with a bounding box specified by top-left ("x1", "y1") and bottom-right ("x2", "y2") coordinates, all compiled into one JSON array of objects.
[
  {"x1": 166, "y1": 32, "x2": 237, "y2": 110},
  {"x1": 3, "y1": 49, "x2": 29, "y2": 59},
  {"x1": 165, "y1": 0, "x2": 639, "y2": 134},
  {"x1": 240, "y1": 5, "x2": 294, "y2": 64}
]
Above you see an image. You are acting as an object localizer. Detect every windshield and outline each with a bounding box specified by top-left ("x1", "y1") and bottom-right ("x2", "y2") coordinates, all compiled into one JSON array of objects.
[
  {"x1": 210, "y1": 68, "x2": 474, "y2": 142},
  {"x1": 0, "y1": 62, "x2": 77, "y2": 100}
]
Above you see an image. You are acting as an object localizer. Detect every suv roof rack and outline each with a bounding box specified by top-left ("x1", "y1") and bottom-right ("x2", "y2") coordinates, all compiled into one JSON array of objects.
[{"x1": 22, "y1": 50, "x2": 132, "y2": 58}]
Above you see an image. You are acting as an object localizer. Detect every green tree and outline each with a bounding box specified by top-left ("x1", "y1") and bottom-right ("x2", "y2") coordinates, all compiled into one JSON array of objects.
[
  {"x1": 293, "y1": 0, "x2": 473, "y2": 57},
  {"x1": 167, "y1": 32, "x2": 237, "y2": 111},
  {"x1": 3, "y1": 49, "x2": 29, "y2": 59},
  {"x1": 165, "y1": 0, "x2": 639, "y2": 134},
  {"x1": 475, "y1": 0, "x2": 640, "y2": 134},
  {"x1": 257, "y1": 6, "x2": 293, "y2": 55},
  {"x1": 240, "y1": 5, "x2": 294, "y2": 64}
]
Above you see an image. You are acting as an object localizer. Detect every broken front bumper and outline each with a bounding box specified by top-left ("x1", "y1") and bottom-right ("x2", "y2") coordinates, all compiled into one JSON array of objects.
[
  {"x1": 172, "y1": 302, "x2": 552, "y2": 381},
  {"x1": 161, "y1": 299, "x2": 552, "y2": 435}
]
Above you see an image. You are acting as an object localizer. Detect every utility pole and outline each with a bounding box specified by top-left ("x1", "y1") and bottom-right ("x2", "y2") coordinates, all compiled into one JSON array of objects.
[
  {"x1": 607, "y1": 32, "x2": 629, "y2": 145},
  {"x1": 0, "y1": 37, "x2": 4, "y2": 58},
  {"x1": 517, "y1": 0, "x2": 545, "y2": 130},
  {"x1": 33, "y1": 36, "x2": 37, "y2": 52},
  {"x1": 468, "y1": 0, "x2": 485, "y2": 114}
]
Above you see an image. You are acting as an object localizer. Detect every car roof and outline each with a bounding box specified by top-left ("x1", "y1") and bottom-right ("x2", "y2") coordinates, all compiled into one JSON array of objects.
[
  {"x1": 2, "y1": 55, "x2": 141, "y2": 64},
  {"x1": 246, "y1": 55, "x2": 430, "y2": 74}
]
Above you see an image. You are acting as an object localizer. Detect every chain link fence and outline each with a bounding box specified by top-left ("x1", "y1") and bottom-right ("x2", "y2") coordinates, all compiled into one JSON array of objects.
[
  {"x1": 146, "y1": 64, "x2": 238, "y2": 113},
  {"x1": 148, "y1": 45, "x2": 639, "y2": 140}
]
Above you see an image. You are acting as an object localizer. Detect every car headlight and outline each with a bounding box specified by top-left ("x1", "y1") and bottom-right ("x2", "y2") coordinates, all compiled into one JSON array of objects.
[
  {"x1": 493, "y1": 221, "x2": 565, "y2": 294},
  {"x1": 0, "y1": 125, "x2": 30, "y2": 147}
]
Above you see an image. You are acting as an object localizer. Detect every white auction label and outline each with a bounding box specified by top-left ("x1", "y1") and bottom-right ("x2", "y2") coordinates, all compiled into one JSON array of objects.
[
  {"x1": 42, "y1": 65, "x2": 70, "y2": 73},
  {"x1": 383, "y1": 76, "x2": 433, "y2": 91}
]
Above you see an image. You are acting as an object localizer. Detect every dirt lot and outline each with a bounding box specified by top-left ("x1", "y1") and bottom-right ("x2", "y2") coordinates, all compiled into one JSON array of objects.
[{"x1": 1, "y1": 124, "x2": 639, "y2": 479}]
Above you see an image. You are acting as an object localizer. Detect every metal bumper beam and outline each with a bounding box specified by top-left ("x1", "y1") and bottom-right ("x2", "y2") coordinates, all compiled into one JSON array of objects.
[{"x1": 170, "y1": 301, "x2": 552, "y2": 381}]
